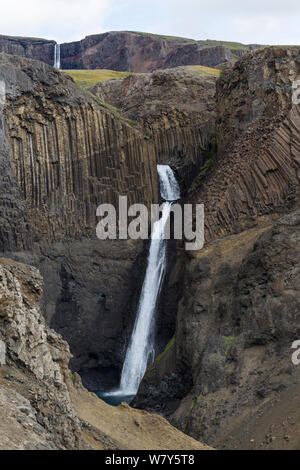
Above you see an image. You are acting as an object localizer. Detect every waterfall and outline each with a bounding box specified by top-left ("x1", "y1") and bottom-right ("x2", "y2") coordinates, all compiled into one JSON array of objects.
[
  {"x1": 54, "y1": 44, "x2": 61, "y2": 69},
  {"x1": 118, "y1": 164, "x2": 180, "y2": 395}
]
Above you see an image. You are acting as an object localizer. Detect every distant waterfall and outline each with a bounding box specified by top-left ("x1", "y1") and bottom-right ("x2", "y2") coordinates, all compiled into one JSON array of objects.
[
  {"x1": 54, "y1": 44, "x2": 61, "y2": 69},
  {"x1": 119, "y1": 165, "x2": 181, "y2": 395}
]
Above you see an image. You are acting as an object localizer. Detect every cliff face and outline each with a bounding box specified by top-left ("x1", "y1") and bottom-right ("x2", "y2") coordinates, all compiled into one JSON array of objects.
[
  {"x1": 91, "y1": 66, "x2": 218, "y2": 189},
  {"x1": 0, "y1": 66, "x2": 31, "y2": 252},
  {"x1": 0, "y1": 32, "x2": 256, "y2": 72},
  {"x1": 1, "y1": 53, "x2": 157, "y2": 243},
  {"x1": 0, "y1": 53, "x2": 159, "y2": 389},
  {"x1": 136, "y1": 211, "x2": 300, "y2": 449},
  {"x1": 134, "y1": 47, "x2": 300, "y2": 449},
  {"x1": 192, "y1": 47, "x2": 300, "y2": 241},
  {"x1": 60, "y1": 32, "x2": 243, "y2": 72},
  {"x1": 0, "y1": 258, "x2": 82, "y2": 449},
  {"x1": 0, "y1": 35, "x2": 55, "y2": 64}
]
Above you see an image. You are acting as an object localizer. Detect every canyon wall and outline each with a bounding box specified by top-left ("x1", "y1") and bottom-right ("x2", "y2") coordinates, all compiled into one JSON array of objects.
[
  {"x1": 0, "y1": 31, "x2": 256, "y2": 72},
  {"x1": 191, "y1": 47, "x2": 300, "y2": 240},
  {"x1": 0, "y1": 53, "x2": 159, "y2": 389},
  {"x1": 134, "y1": 47, "x2": 300, "y2": 449},
  {"x1": 2, "y1": 53, "x2": 158, "y2": 243}
]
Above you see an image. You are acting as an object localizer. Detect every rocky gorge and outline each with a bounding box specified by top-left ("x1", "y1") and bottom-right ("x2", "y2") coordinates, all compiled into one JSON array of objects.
[{"x1": 0, "y1": 38, "x2": 300, "y2": 451}]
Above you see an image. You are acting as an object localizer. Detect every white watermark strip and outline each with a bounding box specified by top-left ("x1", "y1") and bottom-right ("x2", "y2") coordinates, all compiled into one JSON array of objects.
[
  {"x1": 292, "y1": 80, "x2": 300, "y2": 105},
  {"x1": 0, "y1": 80, "x2": 5, "y2": 108}
]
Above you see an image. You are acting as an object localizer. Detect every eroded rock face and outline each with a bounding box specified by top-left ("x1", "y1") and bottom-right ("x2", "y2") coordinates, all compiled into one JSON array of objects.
[
  {"x1": 0, "y1": 32, "x2": 257, "y2": 72},
  {"x1": 0, "y1": 258, "x2": 209, "y2": 451},
  {"x1": 135, "y1": 211, "x2": 300, "y2": 448},
  {"x1": 0, "y1": 258, "x2": 81, "y2": 450},
  {"x1": 91, "y1": 67, "x2": 217, "y2": 189}
]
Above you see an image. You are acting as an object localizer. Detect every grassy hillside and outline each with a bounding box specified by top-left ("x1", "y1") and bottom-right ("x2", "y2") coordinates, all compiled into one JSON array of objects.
[
  {"x1": 126, "y1": 31, "x2": 196, "y2": 43},
  {"x1": 184, "y1": 65, "x2": 221, "y2": 77},
  {"x1": 65, "y1": 66, "x2": 220, "y2": 89},
  {"x1": 64, "y1": 69, "x2": 141, "y2": 87},
  {"x1": 125, "y1": 32, "x2": 256, "y2": 51}
]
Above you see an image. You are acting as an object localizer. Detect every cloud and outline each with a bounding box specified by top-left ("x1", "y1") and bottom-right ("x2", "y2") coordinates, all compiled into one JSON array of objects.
[
  {"x1": 164, "y1": 0, "x2": 300, "y2": 44},
  {"x1": 0, "y1": 0, "x2": 110, "y2": 42},
  {"x1": 0, "y1": 0, "x2": 299, "y2": 45}
]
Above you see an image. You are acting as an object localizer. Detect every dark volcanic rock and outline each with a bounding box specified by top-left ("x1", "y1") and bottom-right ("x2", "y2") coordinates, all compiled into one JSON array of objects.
[
  {"x1": 0, "y1": 75, "x2": 31, "y2": 252},
  {"x1": 0, "y1": 53, "x2": 158, "y2": 242},
  {"x1": 0, "y1": 53, "x2": 159, "y2": 389}
]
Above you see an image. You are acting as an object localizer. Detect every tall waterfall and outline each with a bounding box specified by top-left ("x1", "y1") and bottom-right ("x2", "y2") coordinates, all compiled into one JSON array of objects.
[
  {"x1": 119, "y1": 165, "x2": 180, "y2": 395},
  {"x1": 54, "y1": 44, "x2": 61, "y2": 69}
]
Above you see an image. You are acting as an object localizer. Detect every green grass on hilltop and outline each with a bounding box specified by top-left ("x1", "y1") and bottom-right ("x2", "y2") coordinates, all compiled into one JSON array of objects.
[
  {"x1": 66, "y1": 66, "x2": 220, "y2": 89},
  {"x1": 197, "y1": 39, "x2": 249, "y2": 51},
  {"x1": 64, "y1": 69, "x2": 141, "y2": 87},
  {"x1": 125, "y1": 32, "x2": 253, "y2": 51},
  {"x1": 0, "y1": 34, "x2": 50, "y2": 41},
  {"x1": 184, "y1": 65, "x2": 221, "y2": 77},
  {"x1": 126, "y1": 31, "x2": 197, "y2": 43}
]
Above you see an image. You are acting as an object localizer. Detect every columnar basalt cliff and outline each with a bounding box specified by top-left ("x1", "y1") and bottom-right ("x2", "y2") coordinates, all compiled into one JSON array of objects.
[
  {"x1": 134, "y1": 47, "x2": 300, "y2": 449},
  {"x1": 0, "y1": 73, "x2": 31, "y2": 253},
  {"x1": 192, "y1": 47, "x2": 300, "y2": 240},
  {"x1": 91, "y1": 66, "x2": 218, "y2": 188},
  {"x1": 0, "y1": 53, "x2": 160, "y2": 389},
  {"x1": 1, "y1": 53, "x2": 158, "y2": 243},
  {"x1": 0, "y1": 32, "x2": 258, "y2": 72}
]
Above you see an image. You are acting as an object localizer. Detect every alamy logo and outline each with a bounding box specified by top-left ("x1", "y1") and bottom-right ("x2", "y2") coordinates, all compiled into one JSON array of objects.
[
  {"x1": 0, "y1": 340, "x2": 6, "y2": 366},
  {"x1": 292, "y1": 80, "x2": 300, "y2": 105},
  {"x1": 96, "y1": 196, "x2": 205, "y2": 251}
]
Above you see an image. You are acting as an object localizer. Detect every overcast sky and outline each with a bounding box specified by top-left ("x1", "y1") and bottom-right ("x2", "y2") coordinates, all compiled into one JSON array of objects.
[{"x1": 0, "y1": 0, "x2": 299, "y2": 45}]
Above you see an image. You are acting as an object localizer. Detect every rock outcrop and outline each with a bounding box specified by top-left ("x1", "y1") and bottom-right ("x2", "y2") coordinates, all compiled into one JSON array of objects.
[
  {"x1": 0, "y1": 32, "x2": 258, "y2": 72},
  {"x1": 0, "y1": 257, "x2": 211, "y2": 450},
  {"x1": 91, "y1": 66, "x2": 218, "y2": 189},
  {"x1": 0, "y1": 257, "x2": 82, "y2": 449}
]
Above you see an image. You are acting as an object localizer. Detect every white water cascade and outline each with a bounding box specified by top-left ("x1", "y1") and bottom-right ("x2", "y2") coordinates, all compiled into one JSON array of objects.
[
  {"x1": 54, "y1": 44, "x2": 61, "y2": 69},
  {"x1": 118, "y1": 164, "x2": 181, "y2": 396}
]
